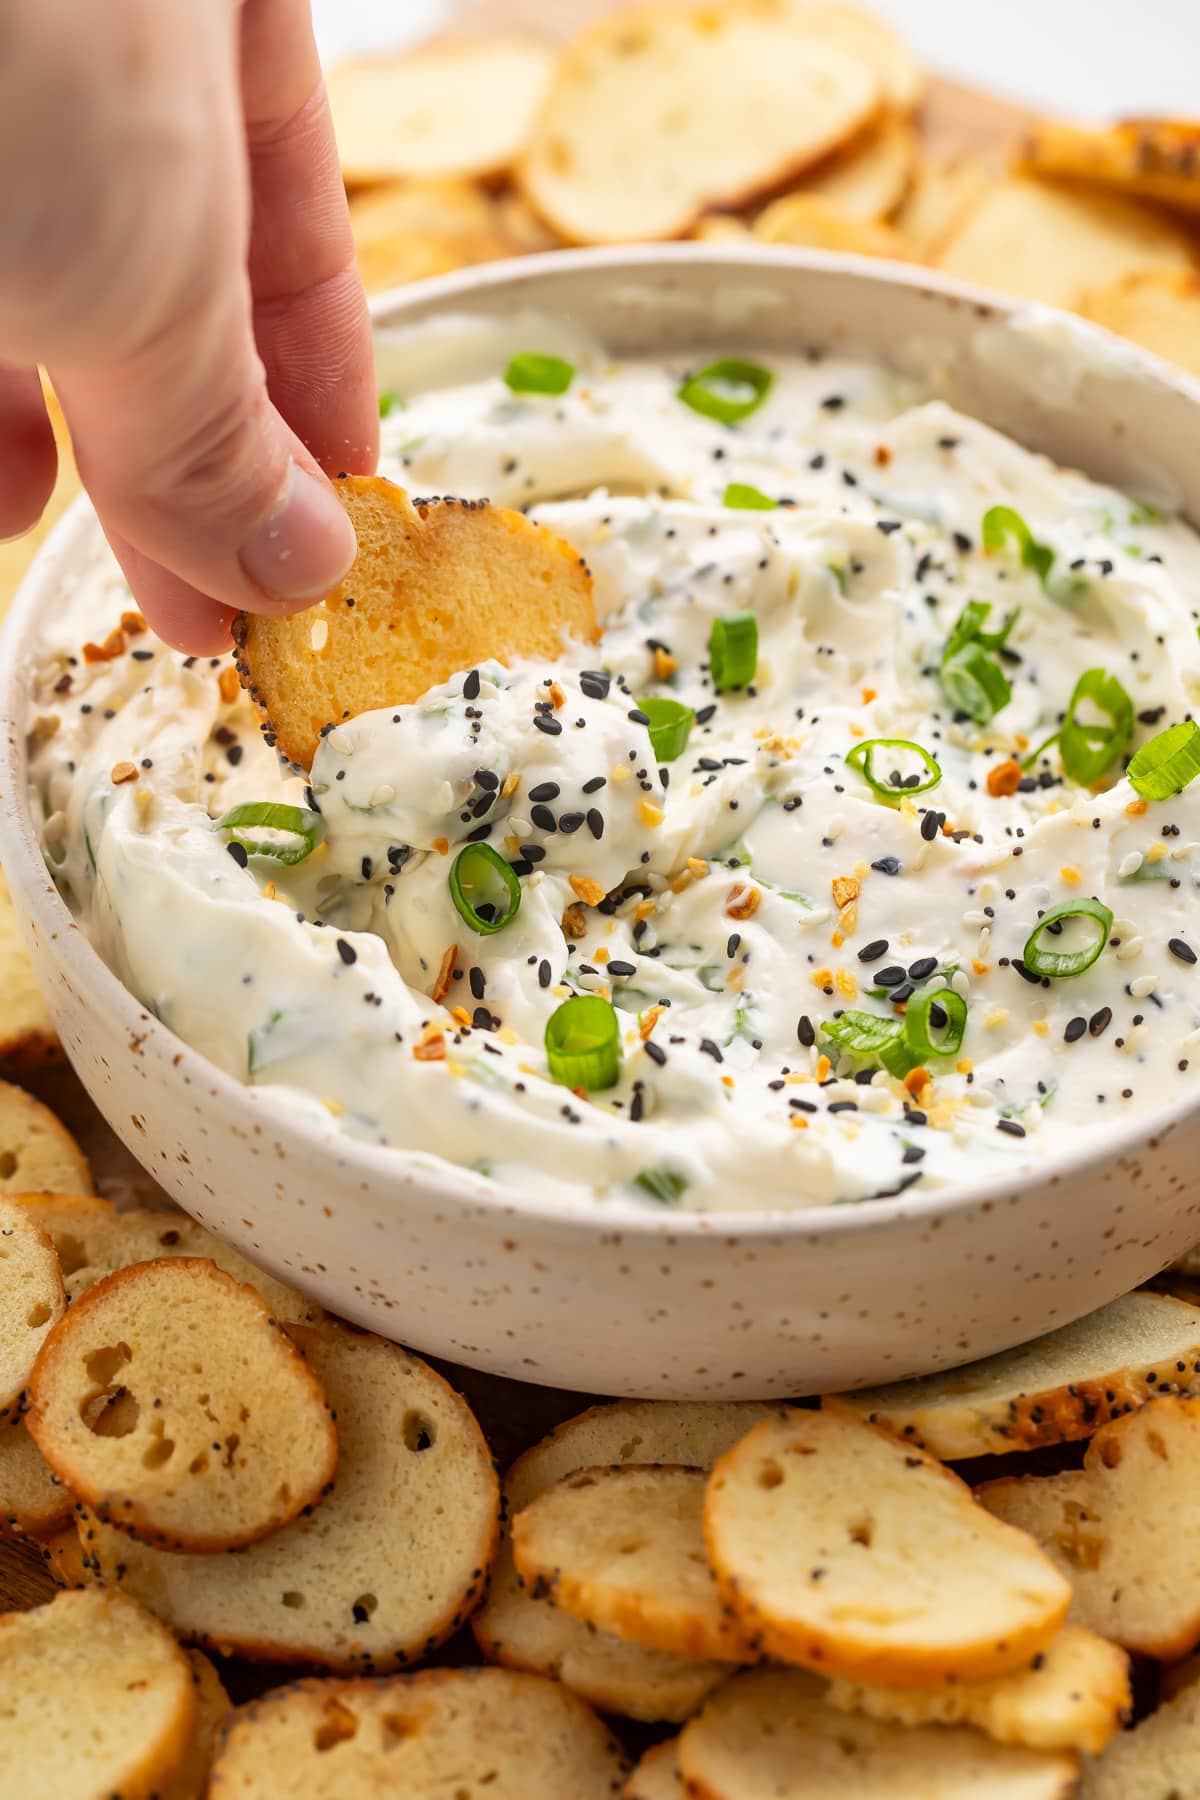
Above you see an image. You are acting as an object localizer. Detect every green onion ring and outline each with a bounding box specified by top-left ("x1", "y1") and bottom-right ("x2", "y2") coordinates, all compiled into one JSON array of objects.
[
  {"x1": 981, "y1": 504, "x2": 1054, "y2": 587},
  {"x1": 214, "y1": 802, "x2": 324, "y2": 866},
  {"x1": 1057, "y1": 668, "x2": 1134, "y2": 785},
  {"x1": 545, "y1": 994, "x2": 622, "y2": 1090},
  {"x1": 638, "y1": 695, "x2": 694, "y2": 763},
  {"x1": 1022, "y1": 897, "x2": 1114, "y2": 979},
  {"x1": 449, "y1": 842, "x2": 522, "y2": 936},
  {"x1": 846, "y1": 738, "x2": 942, "y2": 804},
  {"x1": 722, "y1": 482, "x2": 776, "y2": 511},
  {"x1": 504, "y1": 352, "x2": 576, "y2": 396},
  {"x1": 1129, "y1": 720, "x2": 1200, "y2": 800},
  {"x1": 677, "y1": 357, "x2": 773, "y2": 426},
  {"x1": 709, "y1": 611, "x2": 758, "y2": 692},
  {"x1": 903, "y1": 984, "x2": 967, "y2": 1063},
  {"x1": 940, "y1": 642, "x2": 1012, "y2": 725}
]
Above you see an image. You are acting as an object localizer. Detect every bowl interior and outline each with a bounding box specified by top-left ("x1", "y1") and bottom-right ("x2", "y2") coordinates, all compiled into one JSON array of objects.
[{"x1": 4, "y1": 244, "x2": 1200, "y2": 1242}]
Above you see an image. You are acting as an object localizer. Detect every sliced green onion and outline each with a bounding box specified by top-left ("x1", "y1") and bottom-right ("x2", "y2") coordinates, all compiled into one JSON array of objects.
[
  {"x1": 822, "y1": 983, "x2": 968, "y2": 1078},
  {"x1": 822, "y1": 1011, "x2": 906, "y2": 1061},
  {"x1": 846, "y1": 738, "x2": 942, "y2": 804},
  {"x1": 449, "y1": 842, "x2": 521, "y2": 936},
  {"x1": 981, "y1": 504, "x2": 1054, "y2": 587},
  {"x1": 723, "y1": 482, "x2": 776, "y2": 511},
  {"x1": 545, "y1": 994, "x2": 621, "y2": 1090},
  {"x1": 940, "y1": 642, "x2": 1012, "y2": 725},
  {"x1": 504, "y1": 352, "x2": 575, "y2": 396},
  {"x1": 378, "y1": 390, "x2": 405, "y2": 418},
  {"x1": 903, "y1": 984, "x2": 967, "y2": 1063},
  {"x1": 944, "y1": 599, "x2": 1018, "y2": 661},
  {"x1": 710, "y1": 611, "x2": 758, "y2": 692},
  {"x1": 214, "y1": 803, "x2": 323, "y2": 866},
  {"x1": 678, "y1": 357, "x2": 773, "y2": 426},
  {"x1": 1128, "y1": 720, "x2": 1200, "y2": 801},
  {"x1": 635, "y1": 1166, "x2": 688, "y2": 1203},
  {"x1": 1056, "y1": 668, "x2": 1134, "y2": 785},
  {"x1": 638, "y1": 695, "x2": 694, "y2": 763},
  {"x1": 1023, "y1": 897, "x2": 1113, "y2": 979}
]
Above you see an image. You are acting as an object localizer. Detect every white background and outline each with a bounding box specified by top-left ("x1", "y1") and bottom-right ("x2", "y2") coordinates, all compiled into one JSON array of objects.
[{"x1": 310, "y1": 0, "x2": 1200, "y2": 118}]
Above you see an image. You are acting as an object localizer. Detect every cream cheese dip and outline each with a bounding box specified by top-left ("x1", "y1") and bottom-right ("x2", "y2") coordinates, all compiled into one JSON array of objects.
[{"x1": 27, "y1": 322, "x2": 1200, "y2": 1212}]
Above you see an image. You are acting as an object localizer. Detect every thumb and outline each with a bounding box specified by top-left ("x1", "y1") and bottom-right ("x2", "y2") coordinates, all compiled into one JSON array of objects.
[{"x1": 50, "y1": 270, "x2": 357, "y2": 648}]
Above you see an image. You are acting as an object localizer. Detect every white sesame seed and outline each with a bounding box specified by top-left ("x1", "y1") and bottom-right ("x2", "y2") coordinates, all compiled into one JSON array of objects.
[
  {"x1": 1117, "y1": 851, "x2": 1143, "y2": 878},
  {"x1": 1171, "y1": 841, "x2": 1200, "y2": 861},
  {"x1": 1129, "y1": 974, "x2": 1158, "y2": 998},
  {"x1": 1115, "y1": 935, "x2": 1145, "y2": 963},
  {"x1": 962, "y1": 909, "x2": 988, "y2": 927},
  {"x1": 369, "y1": 784, "x2": 395, "y2": 808},
  {"x1": 950, "y1": 969, "x2": 971, "y2": 1000}
]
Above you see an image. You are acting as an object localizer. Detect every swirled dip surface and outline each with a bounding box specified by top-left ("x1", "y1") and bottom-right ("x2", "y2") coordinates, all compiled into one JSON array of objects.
[{"x1": 28, "y1": 322, "x2": 1200, "y2": 1211}]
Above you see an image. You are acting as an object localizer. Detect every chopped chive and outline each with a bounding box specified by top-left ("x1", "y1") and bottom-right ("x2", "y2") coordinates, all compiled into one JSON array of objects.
[
  {"x1": 638, "y1": 695, "x2": 694, "y2": 762},
  {"x1": 709, "y1": 611, "x2": 757, "y2": 692},
  {"x1": 1022, "y1": 897, "x2": 1113, "y2": 979},
  {"x1": 981, "y1": 504, "x2": 1054, "y2": 587},
  {"x1": 723, "y1": 482, "x2": 776, "y2": 511},
  {"x1": 1128, "y1": 720, "x2": 1200, "y2": 801},
  {"x1": 378, "y1": 390, "x2": 405, "y2": 418},
  {"x1": 545, "y1": 995, "x2": 621, "y2": 1090},
  {"x1": 213, "y1": 802, "x2": 323, "y2": 866},
  {"x1": 449, "y1": 842, "x2": 521, "y2": 936},
  {"x1": 846, "y1": 738, "x2": 941, "y2": 804}
]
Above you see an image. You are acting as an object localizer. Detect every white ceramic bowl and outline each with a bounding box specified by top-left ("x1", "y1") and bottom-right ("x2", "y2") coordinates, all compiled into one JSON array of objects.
[{"x1": 4, "y1": 247, "x2": 1200, "y2": 1399}]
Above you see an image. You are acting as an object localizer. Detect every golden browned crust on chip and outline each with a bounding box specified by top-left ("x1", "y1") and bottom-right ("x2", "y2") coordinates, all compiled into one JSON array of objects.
[{"x1": 233, "y1": 477, "x2": 597, "y2": 771}]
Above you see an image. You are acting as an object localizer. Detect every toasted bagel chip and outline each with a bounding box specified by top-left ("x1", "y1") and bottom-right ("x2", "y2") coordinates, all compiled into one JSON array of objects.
[
  {"x1": 26, "y1": 1259, "x2": 338, "y2": 1553},
  {"x1": 752, "y1": 191, "x2": 907, "y2": 255},
  {"x1": 78, "y1": 1323, "x2": 499, "y2": 1672},
  {"x1": 704, "y1": 1403, "x2": 1070, "y2": 1686},
  {"x1": 1078, "y1": 1677, "x2": 1200, "y2": 1798},
  {"x1": 678, "y1": 1668, "x2": 1080, "y2": 1799},
  {"x1": 795, "y1": 110, "x2": 918, "y2": 220},
  {"x1": 0, "y1": 1195, "x2": 64, "y2": 1422},
  {"x1": 0, "y1": 1081, "x2": 91, "y2": 1197},
  {"x1": 827, "y1": 1626, "x2": 1130, "y2": 1757},
  {"x1": 350, "y1": 178, "x2": 522, "y2": 295},
  {"x1": 165, "y1": 1651, "x2": 229, "y2": 1800},
  {"x1": 0, "y1": 1422, "x2": 70, "y2": 1542},
  {"x1": 837, "y1": 1292, "x2": 1200, "y2": 1459},
  {"x1": 40, "y1": 1523, "x2": 88, "y2": 1590},
  {"x1": 892, "y1": 153, "x2": 992, "y2": 260},
  {"x1": 0, "y1": 1588, "x2": 197, "y2": 1800},
  {"x1": 520, "y1": 3, "x2": 880, "y2": 244},
  {"x1": 936, "y1": 176, "x2": 1197, "y2": 306},
  {"x1": 781, "y1": 2, "x2": 925, "y2": 111},
  {"x1": 0, "y1": 867, "x2": 59, "y2": 1070},
  {"x1": 330, "y1": 37, "x2": 556, "y2": 185},
  {"x1": 474, "y1": 1401, "x2": 777, "y2": 1722},
  {"x1": 207, "y1": 1667, "x2": 630, "y2": 1798},
  {"x1": 980, "y1": 1394, "x2": 1200, "y2": 1660},
  {"x1": 13, "y1": 1191, "x2": 322, "y2": 1322},
  {"x1": 625, "y1": 1737, "x2": 683, "y2": 1799},
  {"x1": 1078, "y1": 268, "x2": 1200, "y2": 378},
  {"x1": 233, "y1": 477, "x2": 597, "y2": 771},
  {"x1": 1015, "y1": 117, "x2": 1200, "y2": 216},
  {"x1": 513, "y1": 1464, "x2": 754, "y2": 1663}
]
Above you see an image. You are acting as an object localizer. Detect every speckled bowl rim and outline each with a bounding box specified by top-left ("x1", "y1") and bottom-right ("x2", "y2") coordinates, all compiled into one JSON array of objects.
[{"x1": 2, "y1": 242, "x2": 1199, "y2": 1241}]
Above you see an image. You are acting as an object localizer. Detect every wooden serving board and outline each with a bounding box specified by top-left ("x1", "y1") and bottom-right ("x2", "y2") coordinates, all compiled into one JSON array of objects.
[{"x1": 0, "y1": 4, "x2": 1035, "y2": 1619}]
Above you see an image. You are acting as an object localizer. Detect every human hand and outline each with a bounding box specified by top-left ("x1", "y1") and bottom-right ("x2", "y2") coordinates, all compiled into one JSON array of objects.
[{"x1": 0, "y1": 0, "x2": 377, "y2": 653}]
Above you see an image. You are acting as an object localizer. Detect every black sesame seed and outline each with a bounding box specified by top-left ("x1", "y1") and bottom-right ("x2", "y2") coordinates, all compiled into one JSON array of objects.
[
  {"x1": 537, "y1": 960, "x2": 551, "y2": 989},
  {"x1": 558, "y1": 811, "x2": 585, "y2": 834},
  {"x1": 529, "y1": 781, "x2": 560, "y2": 802},
  {"x1": 1064, "y1": 1017, "x2": 1087, "y2": 1043},
  {"x1": 462, "y1": 669, "x2": 480, "y2": 700},
  {"x1": 907, "y1": 956, "x2": 938, "y2": 981},
  {"x1": 607, "y1": 961, "x2": 636, "y2": 978},
  {"x1": 875, "y1": 966, "x2": 907, "y2": 988},
  {"x1": 699, "y1": 1039, "x2": 724, "y2": 1062},
  {"x1": 871, "y1": 856, "x2": 902, "y2": 876},
  {"x1": 797, "y1": 1015, "x2": 816, "y2": 1047},
  {"x1": 336, "y1": 939, "x2": 357, "y2": 966},
  {"x1": 226, "y1": 841, "x2": 248, "y2": 868},
  {"x1": 920, "y1": 810, "x2": 944, "y2": 842},
  {"x1": 644, "y1": 1040, "x2": 667, "y2": 1066},
  {"x1": 580, "y1": 671, "x2": 610, "y2": 700},
  {"x1": 534, "y1": 715, "x2": 562, "y2": 736},
  {"x1": 997, "y1": 1119, "x2": 1026, "y2": 1138},
  {"x1": 1169, "y1": 938, "x2": 1197, "y2": 965},
  {"x1": 858, "y1": 940, "x2": 889, "y2": 964},
  {"x1": 828, "y1": 1100, "x2": 858, "y2": 1114},
  {"x1": 1088, "y1": 1007, "x2": 1113, "y2": 1037},
  {"x1": 469, "y1": 968, "x2": 486, "y2": 1000},
  {"x1": 530, "y1": 804, "x2": 557, "y2": 832}
]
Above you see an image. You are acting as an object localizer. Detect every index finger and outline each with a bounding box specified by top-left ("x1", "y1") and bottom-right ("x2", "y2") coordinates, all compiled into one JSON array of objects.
[{"x1": 239, "y1": 0, "x2": 378, "y2": 480}]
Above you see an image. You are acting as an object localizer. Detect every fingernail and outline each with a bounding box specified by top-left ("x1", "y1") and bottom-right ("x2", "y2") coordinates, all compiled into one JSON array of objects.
[{"x1": 239, "y1": 461, "x2": 356, "y2": 603}]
